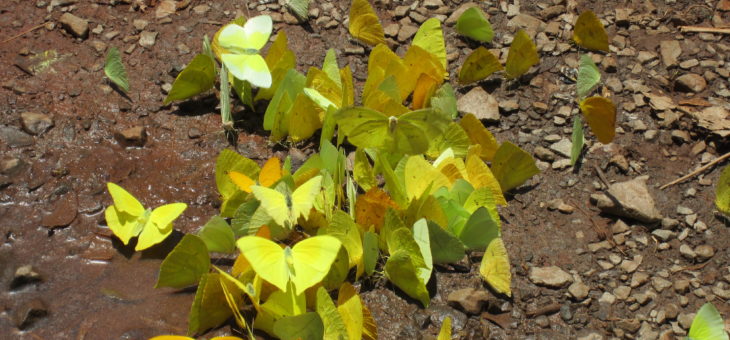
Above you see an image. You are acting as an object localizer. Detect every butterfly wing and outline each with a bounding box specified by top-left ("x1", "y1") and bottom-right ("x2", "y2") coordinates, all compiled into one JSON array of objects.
[
  {"x1": 228, "y1": 170, "x2": 256, "y2": 193},
  {"x1": 348, "y1": 0, "x2": 386, "y2": 46},
  {"x1": 259, "y1": 157, "x2": 283, "y2": 188},
  {"x1": 107, "y1": 182, "x2": 145, "y2": 216},
  {"x1": 573, "y1": 11, "x2": 609, "y2": 52},
  {"x1": 505, "y1": 30, "x2": 539, "y2": 79},
  {"x1": 291, "y1": 175, "x2": 323, "y2": 223},
  {"x1": 458, "y1": 47, "x2": 503, "y2": 85},
  {"x1": 688, "y1": 303, "x2": 729, "y2": 340},
  {"x1": 335, "y1": 107, "x2": 389, "y2": 149},
  {"x1": 579, "y1": 96, "x2": 616, "y2": 144},
  {"x1": 241, "y1": 15, "x2": 273, "y2": 51},
  {"x1": 236, "y1": 236, "x2": 289, "y2": 292},
  {"x1": 479, "y1": 238, "x2": 511, "y2": 297},
  {"x1": 104, "y1": 206, "x2": 139, "y2": 245},
  {"x1": 136, "y1": 203, "x2": 187, "y2": 251},
  {"x1": 222, "y1": 54, "x2": 272, "y2": 89},
  {"x1": 250, "y1": 185, "x2": 289, "y2": 227},
  {"x1": 290, "y1": 235, "x2": 342, "y2": 295}
]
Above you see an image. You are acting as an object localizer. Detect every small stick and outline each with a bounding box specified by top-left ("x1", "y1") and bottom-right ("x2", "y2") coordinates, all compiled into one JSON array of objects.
[
  {"x1": 679, "y1": 26, "x2": 730, "y2": 34},
  {"x1": 659, "y1": 151, "x2": 730, "y2": 189},
  {"x1": 526, "y1": 303, "x2": 562, "y2": 317},
  {"x1": 0, "y1": 23, "x2": 46, "y2": 45}
]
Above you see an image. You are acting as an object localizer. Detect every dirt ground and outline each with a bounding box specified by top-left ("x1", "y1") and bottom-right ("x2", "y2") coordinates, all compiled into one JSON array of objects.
[{"x1": 1, "y1": 0, "x2": 729, "y2": 339}]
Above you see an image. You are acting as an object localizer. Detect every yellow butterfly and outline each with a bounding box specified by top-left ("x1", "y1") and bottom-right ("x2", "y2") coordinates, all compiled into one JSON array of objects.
[
  {"x1": 505, "y1": 29, "x2": 539, "y2": 79},
  {"x1": 458, "y1": 46, "x2": 503, "y2": 85},
  {"x1": 479, "y1": 238, "x2": 511, "y2": 297},
  {"x1": 348, "y1": 0, "x2": 385, "y2": 46},
  {"x1": 579, "y1": 96, "x2": 616, "y2": 144},
  {"x1": 573, "y1": 10, "x2": 609, "y2": 52},
  {"x1": 104, "y1": 182, "x2": 187, "y2": 251},
  {"x1": 236, "y1": 235, "x2": 342, "y2": 295},
  {"x1": 228, "y1": 156, "x2": 283, "y2": 193},
  {"x1": 250, "y1": 175, "x2": 322, "y2": 228}
]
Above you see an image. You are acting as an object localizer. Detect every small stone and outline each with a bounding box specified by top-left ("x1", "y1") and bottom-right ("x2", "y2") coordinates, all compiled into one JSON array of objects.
[
  {"x1": 634, "y1": 290, "x2": 656, "y2": 305},
  {"x1": 384, "y1": 23, "x2": 399, "y2": 38},
  {"x1": 675, "y1": 74, "x2": 707, "y2": 93},
  {"x1": 528, "y1": 266, "x2": 573, "y2": 288},
  {"x1": 192, "y1": 4, "x2": 210, "y2": 15},
  {"x1": 694, "y1": 245, "x2": 715, "y2": 261},
  {"x1": 601, "y1": 176, "x2": 662, "y2": 223},
  {"x1": 568, "y1": 281, "x2": 590, "y2": 300},
  {"x1": 659, "y1": 40, "x2": 681, "y2": 67},
  {"x1": 678, "y1": 313, "x2": 694, "y2": 330},
  {"x1": 651, "y1": 229, "x2": 674, "y2": 242},
  {"x1": 638, "y1": 322, "x2": 658, "y2": 339},
  {"x1": 630, "y1": 272, "x2": 650, "y2": 288},
  {"x1": 612, "y1": 220, "x2": 630, "y2": 234},
  {"x1": 620, "y1": 255, "x2": 643, "y2": 273},
  {"x1": 614, "y1": 286, "x2": 631, "y2": 300},
  {"x1": 599, "y1": 292, "x2": 616, "y2": 305},
  {"x1": 616, "y1": 318, "x2": 641, "y2": 333},
  {"x1": 446, "y1": 288, "x2": 491, "y2": 315},
  {"x1": 0, "y1": 126, "x2": 34, "y2": 147},
  {"x1": 674, "y1": 280, "x2": 690, "y2": 293},
  {"x1": 457, "y1": 87, "x2": 500, "y2": 122},
  {"x1": 187, "y1": 128, "x2": 202, "y2": 139},
  {"x1": 114, "y1": 126, "x2": 147, "y2": 147},
  {"x1": 549, "y1": 138, "x2": 573, "y2": 157},
  {"x1": 651, "y1": 277, "x2": 672, "y2": 292},
  {"x1": 132, "y1": 19, "x2": 149, "y2": 31},
  {"x1": 13, "y1": 298, "x2": 48, "y2": 330},
  {"x1": 679, "y1": 244, "x2": 696, "y2": 260},
  {"x1": 59, "y1": 13, "x2": 88, "y2": 39},
  {"x1": 534, "y1": 146, "x2": 556, "y2": 162},
  {"x1": 397, "y1": 24, "x2": 418, "y2": 42},
  {"x1": 428, "y1": 304, "x2": 467, "y2": 333},
  {"x1": 664, "y1": 303, "x2": 680, "y2": 320},
  {"x1": 20, "y1": 112, "x2": 53, "y2": 135},
  {"x1": 139, "y1": 31, "x2": 158, "y2": 48},
  {"x1": 11, "y1": 265, "x2": 42, "y2": 289}
]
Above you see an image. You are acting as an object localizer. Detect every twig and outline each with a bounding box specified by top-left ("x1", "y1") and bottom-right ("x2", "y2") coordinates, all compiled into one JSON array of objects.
[
  {"x1": 0, "y1": 23, "x2": 46, "y2": 45},
  {"x1": 526, "y1": 303, "x2": 562, "y2": 317},
  {"x1": 593, "y1": 164, "x2": 611, "y2": 189},
  {"x1": 679, "y1": 26, "x2": 730, "y2": 34},
  {"x1": 659, "y1": 151, "x2": 730, "y2": 189}
]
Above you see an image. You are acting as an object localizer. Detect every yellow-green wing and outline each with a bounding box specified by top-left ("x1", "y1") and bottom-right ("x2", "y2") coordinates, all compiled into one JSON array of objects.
[
  {"x1": 290, "y1": 235, "x2": 342, "y2": 295},
  {"x1": 107, "y1": 182, "x2": 145, "y2": 216},
  {"x1": 136, "y1": 203, "x2": 187, "y2": 251},
  {"x1": 412, "y1": 18, "x2": 447, "y2": 71},
  {"x1": 104, "y1": 205, "x2": 139, "y2": 245},
  {"x1": 291, "y1": 175, "x2": 323, "y2": 223},
  {"x1": 250, "y1": 185, "x2": 289, "y2": 227},
  {"x1": 479, "y1": 238, "x2": 511, "y2": 297},
  {"x1": 236, "y1": 236, "x2": 289, "y2": 292},
  {"x1": 716, "y1": 165, "x2": 730, "y2": 215},
  {"x1": 505, "y1": 30, "x2": 539, "y2": 79},
  {"x1": 335, "y1": 107, "x2": 389, "y2": 149},
  {"x1": 688, "y1": 302, "x2": 729, "y2": 340}
]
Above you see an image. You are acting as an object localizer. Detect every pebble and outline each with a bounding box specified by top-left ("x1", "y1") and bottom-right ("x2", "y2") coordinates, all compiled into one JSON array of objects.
[
  {"x1": 651, "y1": 229, "x2": 674, "y2": 241},
  {"x1": 679, "y1": 244, "x2": 696, "y2": 260},
  {"x1": 634, "y1": 290, "x2": 656, "y2": 305},
  {"x1": 630, "y1": 272, "x2": 649, "y2": 288},
  {"x1": 651, "y1": 277, "x2": 672, "y2": 292},
  {"x1": 528, "y1": 266, "x2": 573, "y2": 288},
  {"x1": 187, "y1": 127, "x2": 202, "y2": 139},
  {"x1": 534, "y1": 146, "x2": 556, "y2": 162},
  {"x1": 598, "y1": 292, "x2": 616, "y2": 305},
  {"x1": 11, "y1": 265, "x2": 42, "y2": 289},
  {"x1": 397, "y1": 24, "x2": 418, "y2": 42},
  {"x1": 0, "y1": 126, "x2": 34, "y2": 147},
  {"x1": 59, "y1": 12, "x2": 88, "y2": 39},
  {"x1": 549, "y1": 138, "x2": 572, "y2": 158},
  {"x1": 139, "y1": 31, "x2": 158, "y2": 48},
  {"x1": 675, "y1": 74, "x2": 707, "y2": 92},
  {"x1": 446, "y1": 288, "x2": 491, "y2": 315},
  {"x1": 13, "y1": 298, "x2": 48, "y2": 330},
  {"x1": 616, "y1": 318, "x2": 641, "y2": 333},
  {"x1": 568, "y1": 281, "x2": 590, "y2": 300},
  {"x1": 614, "y1": 286, "x2": 631, "y2": 300},
  {"x1": 428, "y1": 304, "x2": 467, "y2": 332},
  {"x1": 673, "y1": 279, "x2": 690, "y2": 293},
  {"x1": 457, "y1": 87, "x2": 500, "y2": 122},
  {"x1": 677, "y1": 313, "x2": 694, "y2": 330},
  {"x1": 114, "y1": 126, "x2": 147, "y2": 147},
  {"x1": 19, "y1": 112, "x2": 53, "y2": 136},
  {"x1": 694, "y1": 245, "x2": 715, "y2": 261},
  {"x1": 596, "y1": 176, "x2": 662, "y2": 223},
  {"x1": 620, "y1": 255, "x2": 643, "y2": 273}
]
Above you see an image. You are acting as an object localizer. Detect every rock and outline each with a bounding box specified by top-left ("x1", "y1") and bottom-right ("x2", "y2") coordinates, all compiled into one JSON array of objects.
[
  {"x1": 528, "y1": 266, "x2": 573, "y2": 288},
  {"x1": 616, "y1": 318, "x2": 641, "y2": 333},
  {"x1": 445, "y1": 3, "x2": 478, "y2": 25},
  {"x1": 597, "y1": 176, "x2": 662, "y2": 223},
  {"x1": 679, "y1": 244, "x2": 696, "y2": 260},
  {"x1": 397, "y1": 24, "x2": 418, "y2": 42},
  {"x1": 114, "y1": 126, "x2": 147, "y2": 147},
  {"x1": 20, "y1": 112, "x2": 53, "y2": 135},
  {"x1": 155, "y1": 0, "x2": 177, "y2": 18},
  {"x1": 651, "y1": 277, "x2": 672, "y2": 292},
  {"x1": 630, "y1": 272, "x2": 649, "y2": 289},
  {"x1": 651, "y1": 229, "x2": 674, "y2": 242},
  {"x1": 638, "y1": 322, "x2": 658, "y2": 339},
  {"x1": 577, "y1": 332, "x2": 604, "y2": 340},
  {"x1": 11, "y1": 265, "x2": 42, "y2": 289},
  {"x1": 507, "y1": 14, "x2": 544, "y2": 37},
  {"x1": 13, "y1": 298, "x2": 48, "y2": 330},
  {"x1": 568, "y1": 281, "x2": 590, "y2": 300},
  {"x1": 0, "y1": 126, "x2": 34, "y2": 147},
  {"x1": 549, "y1": 138, "x2": 572, "y2": 158},
  {"x1": 675, "y1": 74, "x2": 707, "y2": 92},
  {"x1": 620, "y1": 255, "x2": 643, "y2": 273},
  {"x1": 384, "y1": 23, "x2": 399, "y2": 37},
  {"x1": 614, "y1": 286, "x2": 631, "y2": 300},
  {"x1": 694, "y1": 245, "x2": 715, "y2": 261},
  {"x1": 598, "y1": 292, "x2": 616, "y2": 305},
  {"x1": 59, "y1": 13, "x2": 88, "y2": 39},
  {"x1": 634, "y1": 290, "x2": 656, "y2": 305},
  {"x1": 534, "y1": 146, "x2": 556, "y2": 162},
  {"x1": 447, "y1": 288, "x2": 491, "y2": 315},
  {"x1": 539, "y1": 5, "x2": 565, "y2": 20},
  {"x1": 428, "y1": 304, "x2": 467, "y2": 332},
  {"x1": 139, "y1": 31, "x2": 158, "y2": 48},
  {"x1": 546, "y1": 198, "x2": 574, "y2": 214},
  {"x1": 678, "y1": 313, "x2": 694, "y2": 330},
  {"x1": 663, "y1": 303, "x2": 680, "y2": 320},
  {"x1": 689, "y1": 106, "x2": 730, "y2": 137},
  {"x1": 659, "y1": 40, "x2": 681, "y2": 67},
  {"x1": 612, "y1": 220, "x2": 630, "y2": 234},
  {"x1": 41, "y1": 192, "x2": 78, "y2": 228},
  {"x1": 673, "y1": 280, "x2": 690, "y2": 293},
  {"x1": 457, "y1": 87, "x2": 500, "y2": 122},
  {"x1": 535, "y1": 315, "x2": 550, "y2": 328}
]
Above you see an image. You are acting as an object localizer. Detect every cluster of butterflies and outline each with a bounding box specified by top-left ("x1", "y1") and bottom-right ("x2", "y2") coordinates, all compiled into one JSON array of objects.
[{"x1": 98, "y1": 2, "x2": 676, "y2": 340}]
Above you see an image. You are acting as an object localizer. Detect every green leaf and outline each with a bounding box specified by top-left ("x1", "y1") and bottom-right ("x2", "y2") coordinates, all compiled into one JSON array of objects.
[
  {"x1": 576, "y1": 54, "x2": 601, "y2": 99},
  {"x1": 716, "y1": 165, "x2": 730, "y2": 216},
  {"x1": 104, "y1": 47, "x2": 129, "y2": 92},
  {"x1": 363, "y1": 231, "x2": 379, "y2": 276},
  {"x1": 156, "y1": 234, "x2": 210, "y2": 289},
  {"x1": 219, "y1": 64, "x2": 233, "y2": 130},
  {"x1": 458, "y1": 207, "x2": 500, "y2": 251},
  {"x1": 187, "y1": 273, "x2": 235, "y2": 336},
  {"x1": 164, "y1": 54, "x2": 216, "y2": 105},
  {"x1": 456, "y1": 7, "x2": 494, "y2": 43},
  {"x1": 197, "y1": 215, "x2": 236, "y2": 253},
  {"x1": 491, "y1": 141, "x2": 540, "y2": 192},
  {"x1": 315, "y1": 287, "x2": 349, "y2": 340},
  {"x1": 273, "y1": 312, "x2": 324, "y2": 340},
  {"x1": 571, "y1": 116, "x2": 585, "y2": 166},
  {"x1": 384, "y1": 251, "x2": 431, "y2": 307},
  {"x1": 426, "y1": 220, "x2": 465, "y2": 264}
]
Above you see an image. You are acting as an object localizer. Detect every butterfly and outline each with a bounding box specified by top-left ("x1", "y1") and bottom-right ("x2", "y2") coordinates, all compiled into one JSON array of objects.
[
  {"x1": 579, "y1": 96, "x2": 616, "y2": 144},
  {"x1": 104, "y1": 182, "x2": 187, "y2": 251},
  {"x1": 479, "y1": 238, "x2": 511, "y2": 297},
  {"x1": 455, "y1": 7, "x2": 494, "y2": 43},
  {"x1": 250, "y1": 175, "x2": 322, "y2": 228},
  {"x1": 217, "y1": 15, "x2": 273, "y2": 88},
  {"x1": 348, "y1": 0, "x2": 385, "y2": 46},
  {"x1": 573, "y1": 10, "x2": 609, "y2": 52},
  {"x1": 228, "y1": 156, "x2": 283, "y2": 193},
  {"x1": 576, "y1": 54, "x2": 601, "y2": 99},
  {"x1": 687, "y1": 302, "x2": 729, "y2": 340},
  {"x1": 715, "y1": 165, "x2": 730, "y2": 216},
  {"x1": 458, "y1": 46, "x2": 503, "y2": 85},
  {"x1": 236, "y1": 235, "x2": 342, "y2": 295},
  {"x1": 505, "y1": 29, "x2": 539, "y2": 79},
  {"x1": 334, "y1": 107, "x2": 450, "y2": 155}
]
